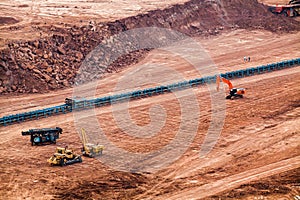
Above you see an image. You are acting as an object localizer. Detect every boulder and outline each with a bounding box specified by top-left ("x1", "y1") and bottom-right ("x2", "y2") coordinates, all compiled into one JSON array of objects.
[
  {"x1": 33, "y1": 41, "x2": 39, "y2": 48},
  {"x1": 62, "y1": 80, "x2": 69, "y2": 87},
  {"x1": 33, "y1": 68, "x2": 42, "y2": 75},
  {"x1": 75, "y1": 52, "x2": 83, "y2": 60},
  {"x1": 43, "y1": 74, "x2": 52, "y2": 82},
  {"x1": 0, "y1": 86, "x2": 7, "y2": 93},
  {"x1": 41, "y1": 61, "x2": 49, "y2": 68},
  {"x1": 35, "y1": 49, "x2": 43, "y2": 57},
  {"x1": 27, "y1": 64, "x2": 35, "y2": 70},
  {"x1": 11, "y1": 85, "x2": 17, "y2": 91},
  {"x1": 57, "y1": 46, "x2": 66, "y2": 55},
  {"x1": 20, "y1": 63, "x2": 27, "y2": 70},
  {"x1": 45, "y1": 67, "x2": 53, "y2": 73}
]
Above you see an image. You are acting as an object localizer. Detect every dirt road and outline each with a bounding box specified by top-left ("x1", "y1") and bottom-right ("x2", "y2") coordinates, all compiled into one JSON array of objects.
[{"x1": 156, "y1": 157, "x2": 300, "y2": 199}]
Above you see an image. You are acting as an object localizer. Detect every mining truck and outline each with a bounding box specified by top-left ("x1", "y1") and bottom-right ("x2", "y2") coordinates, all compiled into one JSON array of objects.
[{"x1": 22, "y1": 127, "x2": 62, "y2": 145}]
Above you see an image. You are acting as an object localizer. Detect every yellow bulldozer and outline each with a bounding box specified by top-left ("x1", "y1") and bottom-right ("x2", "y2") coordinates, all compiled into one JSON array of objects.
[
  {"x1": 48, "y1": 147, "x2": 82, "y2": 166},
  {"x1": 80, "y1": 128, "x2": 104, "y2": 158}
]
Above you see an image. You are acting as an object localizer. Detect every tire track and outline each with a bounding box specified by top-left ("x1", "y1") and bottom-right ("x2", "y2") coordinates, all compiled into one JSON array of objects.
[{"x1": 162, "y1": 156, "x2": 300, "y2": 200}]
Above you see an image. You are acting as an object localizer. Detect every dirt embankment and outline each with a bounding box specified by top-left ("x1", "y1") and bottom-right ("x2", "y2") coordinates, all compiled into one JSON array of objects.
[
  {"x1": 0, "y1": 0, "x2": 299, "y2": 94},
  {"x1": 208, "y1": 168, "x2": 300, "y2": 199},
  {"x1": 55, "y1": 171, "x2": 149, "y2": 200},
  {"x1": 53, "y1": 167, "x2": 299, "y2": 200}
]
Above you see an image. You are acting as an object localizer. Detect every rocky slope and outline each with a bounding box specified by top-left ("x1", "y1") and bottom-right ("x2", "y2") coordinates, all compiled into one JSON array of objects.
[{"x1": 0, "y1": 0, "x2": 299, "y2": 94}]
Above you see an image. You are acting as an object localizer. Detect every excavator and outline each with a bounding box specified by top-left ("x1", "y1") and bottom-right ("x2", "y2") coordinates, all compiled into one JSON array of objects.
[
  {"x1": 216, "y1": 76, "x2": 245, "y2": 99},
  {"x1": 81, "y1": 128, "x2": 104, "y2": 158}
]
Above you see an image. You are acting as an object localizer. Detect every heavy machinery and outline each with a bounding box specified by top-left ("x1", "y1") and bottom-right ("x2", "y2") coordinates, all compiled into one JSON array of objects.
[
  {"x1": 22, "y1": 127, "x2": 62, "y2": 145},
  {"x1": 48, "y1": 147, "x2": 82, "y2": 166},
  {"x1": 268, "y1": 0, "x2": 300, "y2": 17},
  {"x1": 81, "y1": 128, "x2": 104, "y2": 158},
  {"x1": 216, "y1": 76, "x2": 245, "y2": 99}
]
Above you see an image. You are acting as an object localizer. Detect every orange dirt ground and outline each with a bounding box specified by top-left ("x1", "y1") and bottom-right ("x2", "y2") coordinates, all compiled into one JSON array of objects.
[{"x1": 0, "y1": 0, "x2": 300, "y2": 200}]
